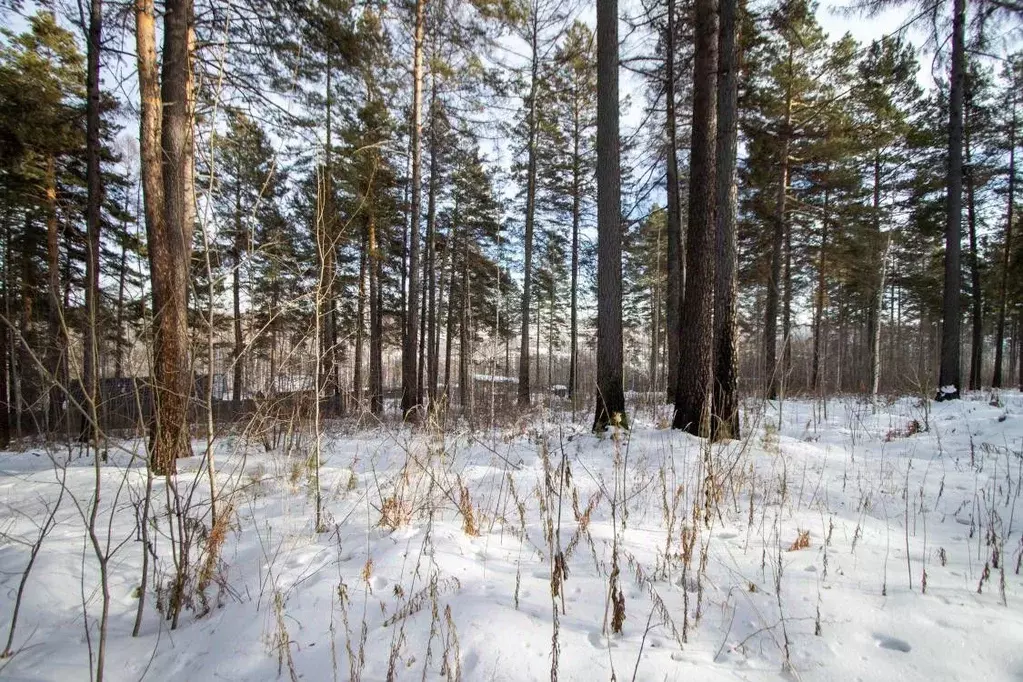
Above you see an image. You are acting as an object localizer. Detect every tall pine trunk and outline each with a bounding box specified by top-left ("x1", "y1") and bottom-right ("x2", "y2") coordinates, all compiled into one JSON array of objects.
[
  {"x1": 518, "y1": 14, "x2": 541, "y2": 408},
  {"x1": 402, "y1": 0, "x2": 426, "y2": 418},
  {"x1": 993, "y1": 86, "x2": 1016, "y2": 387},
  {"x1": 426, "y1": 73, "x2": 440, "y2": 406},
  {"x1": 141, "y1": 0, "x2": 195, "y2": 473},
  {"x1": 369, "y1": 204, "x2": 384, "y2": 415},
  {"x1": 569, "y1": 87, "x2": 582, "y2": 401},
  {"x1": 867, "y1": 156, "x2": 889, "y2": 398},
  {"x1": 593, "y1": 0, "x2": 626, "y2": 431},
  {"x1": 765, "y1": 45, "x2": 793, "y2": 401},
  {"x1": 354, "y1": 228, "x2": 366, "y2": 408},
  {"x1": 811, "y1": 181, "x2": 830, "y2": 393},
  {"x1": 232, "y1": 168, "x2": 244, "y2": 406},
  {"x1": 45, "y1": 155, "x2": 64, "y2": 434},
  {"x1": 673, "y1": 0, "x2": 717, "y2": 437},
  {"x1": 81, "y1": 0, "x2": 103, "y2": 443},
  {"x1": 712, "y1": 0, "x2": 740, "y2": 440},
  {"x1": 937, "y1": 0, "x2": 966, "y2": 400},
  {"x1": 664, "y1": 0, "x2": 684, "y2": 403},
  {"x1": 965, "y1": 79, "x2": 982, "y2": 391}
]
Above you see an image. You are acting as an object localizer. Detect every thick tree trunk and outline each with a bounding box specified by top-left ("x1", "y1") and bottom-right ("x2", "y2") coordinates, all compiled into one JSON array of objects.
[
  {"x1": 937, "y1": 0, "x2": 965, "y2": 400},
  {"x1": 146, "y1": 0, "x2": 195, "y2": 473},
  {"x1": 402, "y1": 0, "x2": 426, "y2": 419},
  {"x1": 518, "y1": 16, "x2": 540, "y2": 408},
  {"x1": 711, "y1": 0, "x2": 740, "y2": 440},
  {"x1": 993, "y1": 87, "x2": 1016, "y2": 388},
  {"x1": 673, "y1": 0, "x2": 718, "y2": 437},
  {"x1": 664, "y1": 0, "x2": 684, "y2": 403},
  {"x1": 593, "y1": 0, "x2": 626, "y2": 431},
  {"x1": 81, "y1": 0, "x2": 103, "y2": 443},
  {"x1": 765, "y1": 45, "x2": 792, "y2": 401}
]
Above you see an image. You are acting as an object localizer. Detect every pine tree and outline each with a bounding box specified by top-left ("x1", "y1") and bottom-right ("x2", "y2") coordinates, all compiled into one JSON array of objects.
[{"x1": 593, "y1": 0, "x2": 626, "y2": 431}]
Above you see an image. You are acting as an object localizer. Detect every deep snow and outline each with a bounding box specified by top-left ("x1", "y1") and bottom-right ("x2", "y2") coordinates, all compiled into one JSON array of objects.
[{"x1": 1, "y1": 392, "x2": 1022, "y2": 681}]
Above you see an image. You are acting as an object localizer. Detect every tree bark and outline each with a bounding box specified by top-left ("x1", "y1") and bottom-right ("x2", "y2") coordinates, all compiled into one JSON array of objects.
[
  {"x1": 673, "y1": 0, "x2": 718, "y2": 437},
  {"x1": 426, "y1": 72, "x2": 440, "y2": 406},
  {"x1": 518, "y1": 12, "x2": 541, "y2": 408},
  {"x1": 993, "y1": 85, "x2": 1016, "y2": 387},
  {"x1": 81, "y1": 0, "x2": 103, "y2": 443},
  {"x1": 354, "y1": 227, "x2": 366, "y2": 408},
  {"x1": 664, "y1": 0, "x2": 684, "y2": 403},
  {"x1": 232, "y1": 160, "x2": 244, "y2": 406},
  {"x1": 937, "y1": 0, "x2": 965, "y2": 400},
  {"x1": 712, "y1": 0, "x2": 740, "y2": 440},
  {"x1": 811, "y1": 180, "x2": 829, "y2": 393},
  {"x1": 965, "y1": 76, "x2": 982, "y2": 391},
  {"x1": 765, "y1": 45, "x2": 793, "y2": 401},
  {"x1": 44, "y1": 155, "x2": 64, "y2": 435},
  {"x1": 368, "y1": 203, "x2": 384, "y2": 415},
  {"x1": 402, "y1": 0, "x2": 426, "y2": 419},
  {"x1": 867, "y1": 156, "x2": 889, "y2": 398},
  {"x1": 593, "y1": 0, "x2": 627, "y2": 431},
  {"x1": 569, "y1": 80, "x2": 582, "y2": 401},
  {"x1": 147, "y1": 0, "x2": 195, "y2": 473}
]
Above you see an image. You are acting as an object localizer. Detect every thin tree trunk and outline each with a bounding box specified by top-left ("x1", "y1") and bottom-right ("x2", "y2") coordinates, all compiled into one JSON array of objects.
[
  {"x1": 812, "y1": 181, "x2": 829, "y2": 393},
  {"x1": 782, "y1": 208, "x2": 793, "y2": 392},
  {"x1": 354, "y1": 228, "x2": 366, "y2": 408},
  {"x1": 232, "y1": 169, "x2": 244, "y2": 406},
  {"x1": 82, "y1": 0, "x2": 103, "y2": 443},
  {"x1": 665, "y1": 0, "x2": 683, "y2": 403},
  {"x1": 650, "y1": 216, "x2": 662, "y2": 392},
  {"x1": 965, "y1": 83, "x2": 982, "y2": 391},
  {"x1": 868, "y1": 156, "x2": 888, "y2": 398},
  {"x1": 673, "y1": 0, "x2": 717, "y2": 437},
  {"x1": 114, "y1": 226, "x2": 129, "y2": 378},
  {"x1": 569, "y1": 87, "x2": 582, "y2": 401},
  {"x1": 402, "y1": 0, "x2": 426, "y2": 418},
  {"x1": 712, "y1": 0, "x2": 740, "y2": 440},
  {"x1": 593, "y1": 0, "x2": 626, "y2": 431},
  {"x1": 518, "y1": 12, "x2": 540, "y2": 408},
  {"x1": 444, "y1": 203, "x2": 459, "y2": 400},
  {"x1": 426, "y1": 71, "x2": 440, "y2": 405},
  {"x1": 369, "y1": 203, "x2": 384, "y2": 415},
  {"x1": 44, "y1": 155, "x2": 64, "y2": 434},
  {"x1": 0, "y1": 206, "x2": 9, "y2": 449},
  {"x1": 765, "y1": 45, "x2": 793, "y2": 401},
  {"x1": 993, "y1": 85, "x2": 1016, "y2": 388},
  {"x1": 937, "y1": 0, "x2": 965, "y2": 400},
  {"x1": 460, "y1": 239, "x2": 470, "y2": 410}
]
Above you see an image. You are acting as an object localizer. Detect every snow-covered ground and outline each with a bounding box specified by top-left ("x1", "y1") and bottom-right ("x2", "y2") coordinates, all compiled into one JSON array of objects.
[{"x1": 1, "y1": 392, "x2": 1022, "y2": 681}]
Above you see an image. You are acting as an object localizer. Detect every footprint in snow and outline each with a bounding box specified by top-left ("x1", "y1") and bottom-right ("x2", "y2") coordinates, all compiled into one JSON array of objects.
[{"x1": 873, "y1": 634, "x2": 911, "y2": 652}]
